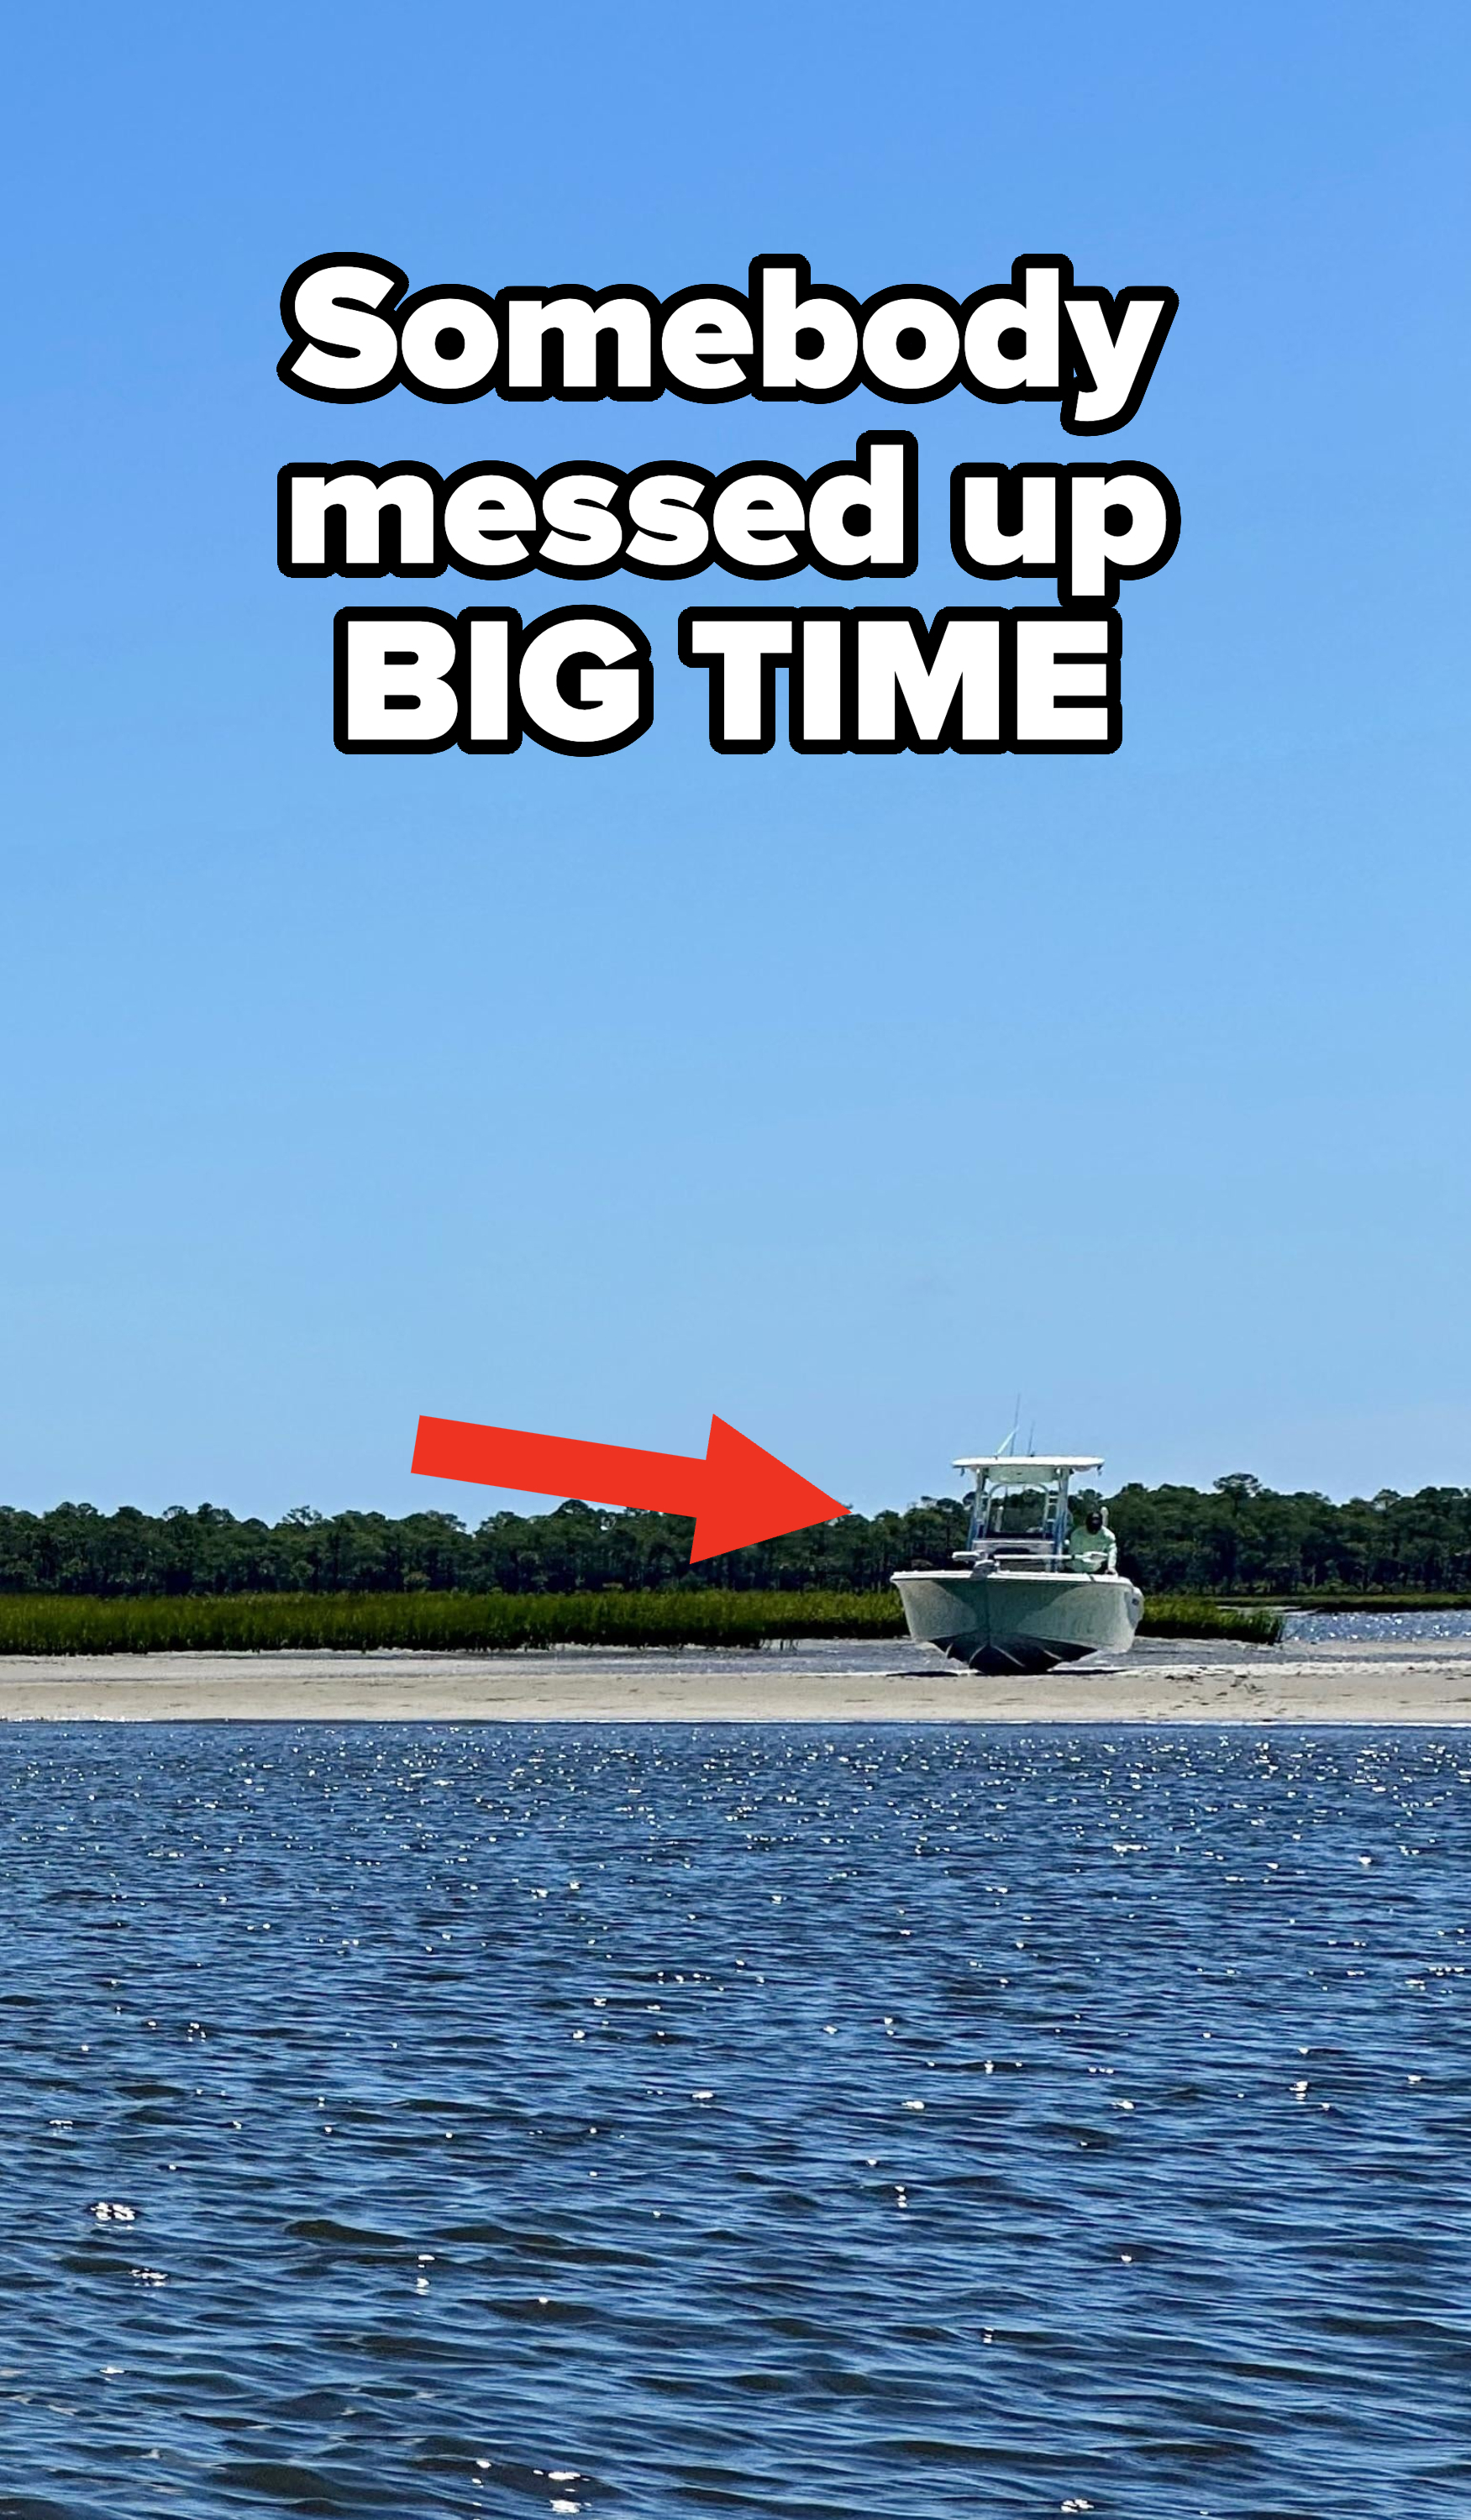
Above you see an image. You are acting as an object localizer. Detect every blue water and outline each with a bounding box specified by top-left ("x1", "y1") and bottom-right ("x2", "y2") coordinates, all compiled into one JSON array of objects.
[
  {"x1": 3, "y1": 1725, "x2": 1469, "y2": 2519},
  {"x1": 1284, "y1": 1606, "x2": 1471, "y2": 1645}
]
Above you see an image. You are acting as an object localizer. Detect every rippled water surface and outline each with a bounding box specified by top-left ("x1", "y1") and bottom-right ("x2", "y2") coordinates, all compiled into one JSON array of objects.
[
  {"x1": 1284, "y1": 1605, "x2": 1471, "y2": 1644},
  {"x1": 3, "y1": 1725, "x2": 1470, "y2": 2519}
]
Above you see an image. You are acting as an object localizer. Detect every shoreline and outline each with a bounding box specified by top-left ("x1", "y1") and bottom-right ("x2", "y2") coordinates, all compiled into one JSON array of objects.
[{"x1": 0, "y1": 1638, "x2": 1468, "y2": 1725}]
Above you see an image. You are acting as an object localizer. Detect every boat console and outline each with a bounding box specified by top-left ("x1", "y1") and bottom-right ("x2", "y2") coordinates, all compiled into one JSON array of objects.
[{"x1": 954, "y1": 1455, "x2": 1117, "y2": 1574}]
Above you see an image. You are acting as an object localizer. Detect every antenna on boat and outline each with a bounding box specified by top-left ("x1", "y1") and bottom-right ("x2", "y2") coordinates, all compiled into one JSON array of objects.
[{"x1": 997, "y1": 1396, "x2": 1022, "y2": 1457}]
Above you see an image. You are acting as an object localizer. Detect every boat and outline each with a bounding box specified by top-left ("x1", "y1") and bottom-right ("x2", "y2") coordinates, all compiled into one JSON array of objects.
[{"x1": 891, "y1": 1453, "x2": 1143, "y2": 1673}]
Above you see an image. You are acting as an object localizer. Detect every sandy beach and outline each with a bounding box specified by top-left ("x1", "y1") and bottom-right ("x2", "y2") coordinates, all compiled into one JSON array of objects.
[{"x1": 0, "y1": 1635, "x2": 1467, "y2": 1724}]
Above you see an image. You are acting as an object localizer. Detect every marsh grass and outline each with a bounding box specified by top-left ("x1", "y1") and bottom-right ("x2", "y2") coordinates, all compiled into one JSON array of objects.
[
  {"x1": 0, "y1": 1589, "x2": 904, "y2": 1655},
  {"x1": 1139, "y1": 1597, "x2": 1284, "y2": 1646},
  {"x1": 0, "y1": 1588, "x2": 1284, "y2": 1654}
]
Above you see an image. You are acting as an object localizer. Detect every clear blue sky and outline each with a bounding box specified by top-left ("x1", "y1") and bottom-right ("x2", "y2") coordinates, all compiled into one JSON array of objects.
[{"x1": 4, "y1": 3, "x2": 1467, "y2": 1520}]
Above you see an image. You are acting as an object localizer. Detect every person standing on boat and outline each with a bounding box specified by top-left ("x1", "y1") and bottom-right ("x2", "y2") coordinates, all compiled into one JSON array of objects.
[{"x1": 1069, "y1": 1503, "x2": 1117, "y2": 1574}]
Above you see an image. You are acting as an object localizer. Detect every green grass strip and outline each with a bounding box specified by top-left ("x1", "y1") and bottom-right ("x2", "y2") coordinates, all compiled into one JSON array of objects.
[
  {"x1": 1139, "y1": 1597, "x2": 1284, "y2": 1646},
  {"x1": 0, "y1": 1588, "x2": 1285, "y2": 1655}
]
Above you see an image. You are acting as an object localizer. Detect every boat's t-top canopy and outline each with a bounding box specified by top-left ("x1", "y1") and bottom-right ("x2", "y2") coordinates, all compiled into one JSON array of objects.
[{"x1": 954, "y1": 1455, "x2": 1103, "y2": 1483}]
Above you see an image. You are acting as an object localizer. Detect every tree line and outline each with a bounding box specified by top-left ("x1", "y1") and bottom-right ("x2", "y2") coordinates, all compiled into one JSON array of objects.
[{"x1": 0, "y1": 1473, "x2": 1467, "y2": 1599}]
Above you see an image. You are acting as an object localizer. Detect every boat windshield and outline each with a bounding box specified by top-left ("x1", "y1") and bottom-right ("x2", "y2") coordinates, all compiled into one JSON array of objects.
[
  {"x1": 977, "y1": 1481, "x2": 1053, "y2": 1541},
  {"x1": 952, "y1": 1456, "x2": 1109, "y2": 1566},
  {"x1": 965, "y1": 1466, "x2": 1076, "y2": 1556}
]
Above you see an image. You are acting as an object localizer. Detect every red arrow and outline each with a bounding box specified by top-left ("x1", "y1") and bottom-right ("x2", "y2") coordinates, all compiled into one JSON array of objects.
[{"x1": 411, "y1": 1412, "x2": 848, "y2": 1563}]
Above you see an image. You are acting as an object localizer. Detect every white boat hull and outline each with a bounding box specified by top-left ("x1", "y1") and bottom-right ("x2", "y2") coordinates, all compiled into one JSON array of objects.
[{"x1": 892, "y1": 1567, "x2": 1143, "y2": 1673}]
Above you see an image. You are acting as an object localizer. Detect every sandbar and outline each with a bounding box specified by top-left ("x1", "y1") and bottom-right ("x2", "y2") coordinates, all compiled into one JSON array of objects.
[{"x1": 0, "y1": 1636, "x2": 1467, "y2": 1725}]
